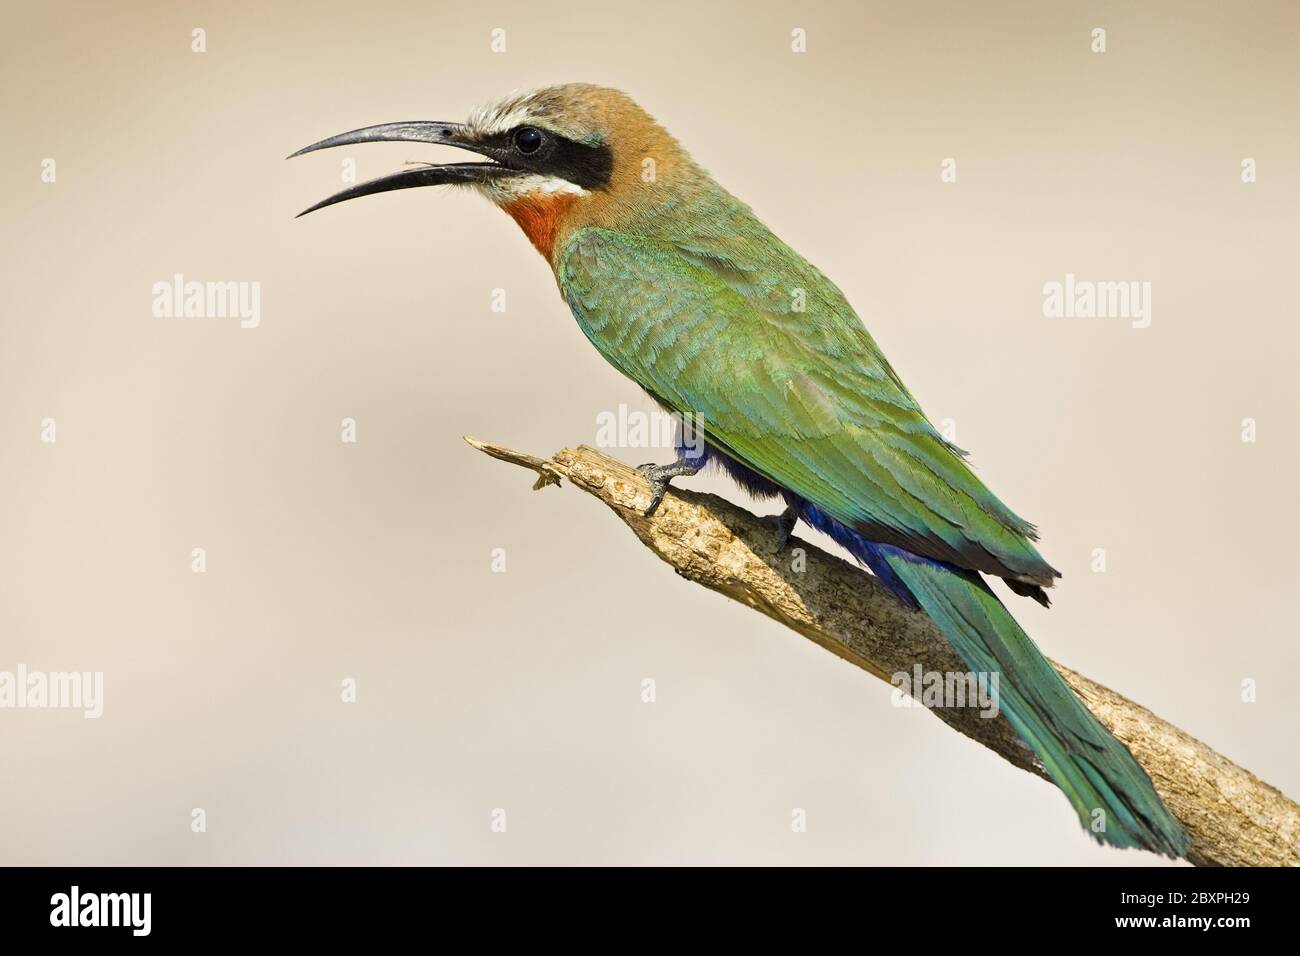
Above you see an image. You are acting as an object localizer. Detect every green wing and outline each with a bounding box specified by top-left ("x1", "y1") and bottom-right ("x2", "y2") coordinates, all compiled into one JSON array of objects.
[{"x1": 558, "y1": 226, "x2": 1057, "y2": 586}]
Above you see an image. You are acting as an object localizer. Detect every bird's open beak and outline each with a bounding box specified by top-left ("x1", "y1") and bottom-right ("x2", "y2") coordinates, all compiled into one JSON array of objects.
[{"x1": 288, "y1": 121, "x2": 523, "y2": 217}]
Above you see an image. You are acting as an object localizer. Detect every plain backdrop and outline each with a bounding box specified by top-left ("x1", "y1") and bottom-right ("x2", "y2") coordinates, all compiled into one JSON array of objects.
[{"x1": 1, "y1": 0, "x2": 1296, "y2": 865}]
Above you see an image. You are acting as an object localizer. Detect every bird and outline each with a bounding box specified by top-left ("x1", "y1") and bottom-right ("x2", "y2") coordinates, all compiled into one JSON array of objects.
[{"x1": 290, "y1": 83, "x2": 1189, "y2": 857}]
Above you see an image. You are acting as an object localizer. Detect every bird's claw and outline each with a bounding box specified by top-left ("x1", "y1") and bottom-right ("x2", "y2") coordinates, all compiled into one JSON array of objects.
[
  {"x1": 636, "y1": 459, "x2": 701, "y2": 518},
  {"x1": 638, "y1": 463, "x2": 669, "y2": 517},
  {"x1": 771, "y1": 504, "x2": 800, "y2": 553}
]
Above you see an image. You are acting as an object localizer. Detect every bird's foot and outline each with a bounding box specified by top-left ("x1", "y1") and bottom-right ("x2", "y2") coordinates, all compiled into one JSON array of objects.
[
  {"x1": 770, "y1": 502, "x2": 801, "y2": 553},
  {"x1": 636, "y1": 458, "x2": 702, "y2": 517}
]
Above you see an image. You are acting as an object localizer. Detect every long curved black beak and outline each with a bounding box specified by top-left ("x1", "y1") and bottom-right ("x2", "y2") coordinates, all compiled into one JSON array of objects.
[{"x1": 288, "y1": 121, "x2": 521, "y2": 217}]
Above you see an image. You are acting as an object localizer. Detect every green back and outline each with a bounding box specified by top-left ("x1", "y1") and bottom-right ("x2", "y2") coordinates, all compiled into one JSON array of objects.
[{"x1": 557, "y1": 222, "x2": 1057, "y2": 584}]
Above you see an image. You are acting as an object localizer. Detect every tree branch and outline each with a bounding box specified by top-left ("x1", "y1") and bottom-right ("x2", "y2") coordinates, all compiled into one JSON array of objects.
[{"x1": 466, "y1": 436, "x2": 1300, "y2": 867}]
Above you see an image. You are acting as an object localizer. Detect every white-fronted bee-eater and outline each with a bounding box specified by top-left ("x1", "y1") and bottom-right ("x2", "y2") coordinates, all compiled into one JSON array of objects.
[{"x1": 292, "y1": 83, "x2": 1188, "y2": 857}]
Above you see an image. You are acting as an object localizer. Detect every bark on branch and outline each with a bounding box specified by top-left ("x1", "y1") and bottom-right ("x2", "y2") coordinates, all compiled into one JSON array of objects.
[{"x1": 466, "y1": 436, "x2": 1299, "y2": 867}]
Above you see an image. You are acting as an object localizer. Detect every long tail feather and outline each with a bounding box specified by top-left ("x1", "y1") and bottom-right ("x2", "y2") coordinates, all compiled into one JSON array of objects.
[
  {"x1": 877, "y1": 546, "x2": 1188, "y2": 857},
  {"x1": 721, "y1": 462, "x2": 1187, "y2": 855}
]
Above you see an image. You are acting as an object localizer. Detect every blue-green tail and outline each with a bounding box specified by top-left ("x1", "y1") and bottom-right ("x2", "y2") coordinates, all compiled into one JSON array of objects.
[
  {"x1": 879, "y1": 547, "x2": 1189, "y2": 857},
  {"x1": 709, "y1": 455, "x2": 1188, "y2": 855}
]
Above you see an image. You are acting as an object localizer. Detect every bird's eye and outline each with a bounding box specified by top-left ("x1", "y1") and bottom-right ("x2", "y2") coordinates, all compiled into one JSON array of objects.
[{"x1": 513, "y1": 127, "x2": 544, "y2": 154}]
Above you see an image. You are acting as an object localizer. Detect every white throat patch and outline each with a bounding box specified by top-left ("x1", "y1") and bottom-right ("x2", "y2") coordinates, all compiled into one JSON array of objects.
[{"x1": 481, "y1": 173, "x2": 588, "y2": 203}]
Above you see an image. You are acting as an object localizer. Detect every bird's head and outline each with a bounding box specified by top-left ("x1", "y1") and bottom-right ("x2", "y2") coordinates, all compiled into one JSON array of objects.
[{"x1": 291, "y1": 84, "x2": 697, "y2": 260}]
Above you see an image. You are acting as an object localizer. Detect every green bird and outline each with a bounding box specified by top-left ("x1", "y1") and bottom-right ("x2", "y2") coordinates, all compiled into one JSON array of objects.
[{"x1": 291, "y1": 83, "x2": 1189, "y2": 857}]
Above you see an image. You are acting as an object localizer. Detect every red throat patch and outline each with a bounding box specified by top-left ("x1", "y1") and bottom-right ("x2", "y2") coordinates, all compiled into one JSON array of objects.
[{"x1": 500, "y1": 193, "x2": 579, "y2": 260}]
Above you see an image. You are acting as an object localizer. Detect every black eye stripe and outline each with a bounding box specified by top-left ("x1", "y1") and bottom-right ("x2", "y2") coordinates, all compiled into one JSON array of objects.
[
  {"x1": 544, "y1": 136, "x2": 613, "y2": 189},
  {"x1": 484, "y1": 127, "x2": 613, "y2": 190}
]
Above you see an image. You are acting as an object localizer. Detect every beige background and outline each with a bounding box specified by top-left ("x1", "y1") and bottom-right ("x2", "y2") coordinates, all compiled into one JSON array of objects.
[{"x1": 2, "y1": 0, "x2": 1296, "y2": 865}]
